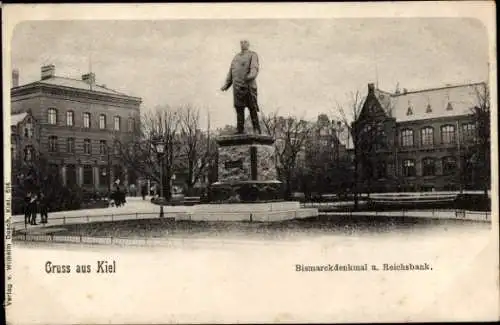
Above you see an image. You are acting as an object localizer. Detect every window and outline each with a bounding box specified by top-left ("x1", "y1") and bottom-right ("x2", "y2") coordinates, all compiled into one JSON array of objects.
[
  {"x1": 462, "y1": 123, "x2": 476, "y2": 142},
  {"x1": 99, "y1": 114, "x2": 106, "y2": 129},
  {"x1": 376, "y1": 161, "x2": 387, "y2": 179},
  {"x1": 406, "y1": 106, "x2": 413, "y2": 116},
  {"x1": 446, "y1": 102, "x2": 453, "y2": 111},
  {"x1": 83, "y1": 112, "x2": 91, "y2": 128},
  {"x1": 422, "y1": 158, "x2": 435, "y2": 176},
  {"x1": 48, "y1": 136, "x2": 58, "y2": 152},
  {"x1": 99, "y1": 140, "x2": 108, "y2": 154},
  {"x1": 441, "y1": 125, "x2": 456, "y2": 144},
  {"x1": 67, "y1": 137, "x2": 75, "y2": 153},
  {"x1": 400, "y1": 129, "x2": 414, "y2": 147},
  {"x1": 66, "y1": 111, "x2": 74, "y2": 126},
  {"x1": 114, "y1": 116, "x2": 121, "y2": 131},
  {"x1": 426, "y1": 104, "x2": 432, "y2": 113},
  {"x1": 402, "y1": 159, "x2": 416, "y2": 177},
  {"x1": 66, "y1": 164, "x2": 77, "y2": 186},
  {"x1": 83, "y1": 165, "x2": 93, "y2": 185},
  {"x1": 421, "y1": 127, "x2": 434, "y2": 146},
  {"x1": 83, "y1": 138, "x2": 92, "y2": 154},
  {"x1": 127, "y1": 118, "x2": 134, "y2": 132},
  {"x1": 48, "y1": 108, "x2": 57, "y2": 125},
  {"x1": 442, "y1": 156, "x2": 457, "y2": 175},
  {"x1": 24, "y1": 145, "x2": 34, "y2": 161},
  {"x1": 24, "y1": 120, "x2": 34, "y2": 138}
]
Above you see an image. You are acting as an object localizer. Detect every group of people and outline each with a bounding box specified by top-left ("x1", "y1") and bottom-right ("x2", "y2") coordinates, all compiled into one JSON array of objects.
[
  {"x1": 24, "y1": 192, "x2": 49, "y2": 226},
  {"x1": 109, "y1": 188, "x2": 127, "y2": 207}
]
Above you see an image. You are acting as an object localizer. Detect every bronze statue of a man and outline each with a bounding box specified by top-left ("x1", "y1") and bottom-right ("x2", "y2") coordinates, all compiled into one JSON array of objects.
[{"x1": 220, "y1": 40, "x2": 261, "y2": 134}]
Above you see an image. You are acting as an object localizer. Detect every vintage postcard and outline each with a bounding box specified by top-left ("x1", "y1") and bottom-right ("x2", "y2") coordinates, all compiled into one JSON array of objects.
[{"x1": 3, "y1": 2, "x2": 499, "y2": 324}]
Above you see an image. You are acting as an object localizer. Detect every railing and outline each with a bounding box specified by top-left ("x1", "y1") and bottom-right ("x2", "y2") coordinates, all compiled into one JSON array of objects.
[
  {"x1": 10, "y1": 208, "x2": 320, "y2": 232},
  {"x1": 318, "y1": 209, "x2": 491, "y2": 222}
]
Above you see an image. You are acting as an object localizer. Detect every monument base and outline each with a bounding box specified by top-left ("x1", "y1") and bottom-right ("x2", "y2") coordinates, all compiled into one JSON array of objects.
[{"x1": 209, "y1": 180, "x2": 283, "y2": 203}]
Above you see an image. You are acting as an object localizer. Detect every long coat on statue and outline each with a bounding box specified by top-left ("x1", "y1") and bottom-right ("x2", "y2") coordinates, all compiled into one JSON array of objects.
[{"x1": 221, "y1": 50, "x2": 260, "y2": 111}]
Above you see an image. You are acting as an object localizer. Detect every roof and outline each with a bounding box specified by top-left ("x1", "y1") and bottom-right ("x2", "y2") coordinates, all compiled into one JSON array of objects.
[
  {"x1": 376, "y1": 82, "x2": 485, "y2": 122},
  {"x1": 11, "y1": 112, "x2": 28, "y2": 126},
  {"x1": 38, "y1": 76, "x2": 128, "y2": 96}
]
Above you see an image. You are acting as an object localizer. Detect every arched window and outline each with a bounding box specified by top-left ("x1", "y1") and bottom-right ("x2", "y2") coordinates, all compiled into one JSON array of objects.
[
  {"x1": 66, "y1": 111, "x2": 74, "y2": 127},
  {"x1": 421, "y1": 127, "x2": 434, "y2": 146},
  {"x1": 442, "y1": 156, "x2": 457, "y2": 175},
  {"x1": 48, "y1": 108, "x2": 57, "y2": 125},
  {"x1": 400, "y1": 129, "x2": 414, "y2": 147},
  {"x1": 422, "y1": 157, "x2": 435, "y2": 176},
  {"x1": 441, "y1": 125, "x2": 455, "y2": 144},
  {"x1": 83, "y1": 112, "x2": 91, "y2": 128},
  {"x1": 99, "y1": 114, "x2": 107, "y2": 129}
]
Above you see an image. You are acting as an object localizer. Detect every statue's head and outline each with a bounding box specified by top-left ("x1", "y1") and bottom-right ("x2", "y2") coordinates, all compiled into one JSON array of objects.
[{"x1": 240, "y1": 39, "x2": 250, "y2": 51}]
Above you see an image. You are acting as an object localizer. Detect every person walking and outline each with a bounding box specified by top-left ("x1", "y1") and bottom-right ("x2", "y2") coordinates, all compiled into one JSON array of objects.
[
  {"x1": 39, "y1": 193, "x2": 49, "y2": 224},
  {"x1": 29, "y1": 194, "x2": 38, "y2": 225}
]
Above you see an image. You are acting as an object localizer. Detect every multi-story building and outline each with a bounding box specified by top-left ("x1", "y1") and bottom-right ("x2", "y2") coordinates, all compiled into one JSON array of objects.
[
  {"x1": 353, "y1": 82, "x2": 488, "y2": 193},
  {"x1": 11, "y1": 64, "x2": 142, "y2": 192}
]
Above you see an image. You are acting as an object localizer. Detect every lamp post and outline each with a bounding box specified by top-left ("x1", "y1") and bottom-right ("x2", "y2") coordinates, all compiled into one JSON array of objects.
[{"x1": 155, "y1": 137, "x2": 166, "y2": 218}]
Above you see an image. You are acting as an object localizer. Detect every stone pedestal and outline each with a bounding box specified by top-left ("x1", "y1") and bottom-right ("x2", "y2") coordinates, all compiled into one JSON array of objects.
[{"x1": 210, "y1": 134, "x2": 283, "y2": 203}]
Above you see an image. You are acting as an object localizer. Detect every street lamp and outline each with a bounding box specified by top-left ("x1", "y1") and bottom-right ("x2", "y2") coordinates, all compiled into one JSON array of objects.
[{"x1": 155, "y1": 137, "x2": 166, "y2": 218}]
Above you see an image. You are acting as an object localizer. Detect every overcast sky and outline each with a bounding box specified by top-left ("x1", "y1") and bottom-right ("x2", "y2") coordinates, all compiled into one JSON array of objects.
[{"x1": 11, "y1": 18, "x2": 488, "y2": 129}]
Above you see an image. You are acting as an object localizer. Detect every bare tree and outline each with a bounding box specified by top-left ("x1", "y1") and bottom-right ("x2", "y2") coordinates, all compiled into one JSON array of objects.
[
  {"x1": 178, "y1": 105, "x2": 216, "y2": 195},
  {"x1": 471, "y1": 83, "x2": 491, "y2": 196},
  {"x1": 303, "y1": 114, "x2": 349, "y2": 197},
  {"x1": 115, "y1": 105, "x2": 181, "y2": 200},
  {"x1": 261, "y1": 111, "x2": 313, "y2": 199},
  {"x1": 335, "y1": 91, "x2": 365, "y2": 209}
]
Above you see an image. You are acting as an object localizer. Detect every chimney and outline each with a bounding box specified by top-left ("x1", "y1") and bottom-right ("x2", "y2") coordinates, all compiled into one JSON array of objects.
[
  {"x1": 368, "y1": 83, "x2": 375, "y2": 93},
  {"x1": 82, "y1": 72, "x2": 96, "y2": 85},
  {"x1": 41, "y1": 64, "x2": 56, "y2": 80},
  {"x1": 12, "y1": 69, "x2": 19, "y2": 87}
]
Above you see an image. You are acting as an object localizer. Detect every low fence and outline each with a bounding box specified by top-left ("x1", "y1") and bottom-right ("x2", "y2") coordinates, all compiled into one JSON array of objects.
[
  {"x1": 321, "y1": 209, "x2": 491, "y2": 222},
  {"x1": 11, "y1": 212, "x2": 169, "y2": 232}
]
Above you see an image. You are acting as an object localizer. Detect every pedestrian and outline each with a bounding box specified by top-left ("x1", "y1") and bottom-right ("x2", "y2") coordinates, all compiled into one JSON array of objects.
[
  {"x1": 129, "y1": 183, "x2": 136, "y2": 197},
  {"x1": 24, "y1": 192, "x2": 32, "y2": 225},
  {"x1": 141, "y1": 184, "x2": 147, "y2": 200},
  {"x1": 39, "y1": 193, "x2": 49, "y2": 224},
  {"x1": 29, "y1": 194, "x2": 38, "y2": 225}
]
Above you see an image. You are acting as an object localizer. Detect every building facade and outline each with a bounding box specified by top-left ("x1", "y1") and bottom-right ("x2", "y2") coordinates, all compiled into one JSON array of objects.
[
  {"x1": 11, "y1": 65, "x2": 142, "y2": 192},
  {"x1": 354, "y1": 82, "x2": 488, "y2": 193}
]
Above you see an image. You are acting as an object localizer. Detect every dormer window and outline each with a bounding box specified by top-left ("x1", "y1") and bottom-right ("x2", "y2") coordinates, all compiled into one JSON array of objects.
[
  {"x1": 446, "y1": 102, "x2": 453, "y2": 111},
  {"x1": 426, "y1": 104, "x2": 432, "y2": 113},
  {"x1": 406, "y1": 106, "x2": 413, "y2": 116}
]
